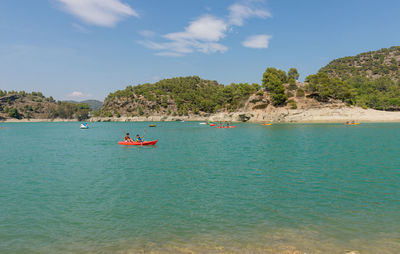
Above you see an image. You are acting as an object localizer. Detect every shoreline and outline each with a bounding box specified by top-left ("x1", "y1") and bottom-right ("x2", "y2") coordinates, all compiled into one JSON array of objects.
[
  {"x1": 2, "y1": 106, "x2": 400, "y2": 123},
  {"x1": 3, "y1": 119, "x2": 400, "y2": 124}
]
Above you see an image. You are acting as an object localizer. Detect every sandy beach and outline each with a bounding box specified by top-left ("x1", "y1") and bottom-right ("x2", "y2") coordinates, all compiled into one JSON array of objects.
[{"x1": 87, "y1": 106, "x2": 400, "y2": 123}]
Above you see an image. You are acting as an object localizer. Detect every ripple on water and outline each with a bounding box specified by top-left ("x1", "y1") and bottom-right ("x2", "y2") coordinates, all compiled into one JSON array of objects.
[{"x1": 0, "y1": 122, "x2": 400, "y2": 254}]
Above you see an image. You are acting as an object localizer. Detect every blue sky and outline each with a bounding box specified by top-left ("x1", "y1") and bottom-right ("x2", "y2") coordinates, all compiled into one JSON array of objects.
[{"x1": 1, "y1": 0, "x2": 400, "y2": 101}]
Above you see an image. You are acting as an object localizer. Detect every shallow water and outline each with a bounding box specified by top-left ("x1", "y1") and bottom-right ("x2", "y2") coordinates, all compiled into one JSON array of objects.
[{"x1": 0, "y1": 122, "x2": 399, "y2": 253}]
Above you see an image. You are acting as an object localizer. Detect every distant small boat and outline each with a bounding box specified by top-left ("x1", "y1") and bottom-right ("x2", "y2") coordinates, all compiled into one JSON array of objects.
[
  {"x1": 345, "y1": 122, "x2": 360, "y2": 125},
  {"x1": 217, "y1": 126, "x2": 237, "y2": 129},
  {"x1": 149, "y1": 124, "x2": 156, "y2": 127},
  {"x1": 209, "y1": 124, "x2": 216, "y2": 126},
  {"x1": 262, "y1": 123, "x2": 272, "y2": 126},
  {"x1": 80, "y1": 123, "x2": 89, "y2": 129},
  {"x1": 199, "y1": 122, "x2": 207, "y2": 125}
]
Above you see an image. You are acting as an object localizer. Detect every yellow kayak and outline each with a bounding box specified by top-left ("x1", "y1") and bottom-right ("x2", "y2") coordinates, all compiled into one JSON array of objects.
[
  {"x1": 262, "y1": 123, "x2": 272, "y2": 126},
  {"x1": 345, "y1": 123, "x2": 360, "y2": 125}
]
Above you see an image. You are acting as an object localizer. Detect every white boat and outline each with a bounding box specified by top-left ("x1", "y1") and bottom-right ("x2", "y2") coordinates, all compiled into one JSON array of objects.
[
  {"x1": 80, "y1": 123, "x2": 89, "y2": 129},
  {"x1": 199, "y1": 122, "x2": 207, "y2": 125}
]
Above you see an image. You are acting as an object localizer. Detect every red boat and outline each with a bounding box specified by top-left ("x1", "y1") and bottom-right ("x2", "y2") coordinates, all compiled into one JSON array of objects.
[
  {"x1": 118, "y1": 140, "x2": 158, "y2": 146},
  {"x1": 209, "y1": 124, "x2": 216, "y2": 126},
  {"x1": 217, "y1": 126, "x2": 237, "y2": 129}
]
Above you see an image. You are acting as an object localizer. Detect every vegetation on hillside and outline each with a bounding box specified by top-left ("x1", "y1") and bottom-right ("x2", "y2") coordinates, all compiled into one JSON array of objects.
[
  {"x1": 4, "y1": 46, "x2": 400, "y2": 119},
  {"x1": 306, "y1": 46, "x2": 400, "y2": 110},
  {"x1": 0, "y1": 90, "x2": 91, "y2": 120},
  {"x1": 102, "y1": 76, "x2": 260, "y2": 116},
  {"x1": 262, "y1": 68, "x2": 288, "y2": 106},
  {"x1": 320, "y1": 46, "x2": 400, "y2": 81}
]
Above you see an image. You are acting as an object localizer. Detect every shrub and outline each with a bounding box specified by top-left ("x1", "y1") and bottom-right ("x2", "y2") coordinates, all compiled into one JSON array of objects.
[
  {"x1": 8, "y1": 108, "x2": 22, "y2": 119},
  {"x1": 288, "y1": 99, "x2": 297, "y2": 109},
  {"x1": 104, "y1": 111, "x2": 113, "y2": 117},
  {"x1": 296, "y1": 88, "x2": 305, "y2": 97},
  {"x1": 288, "y1": 83, "x2": 298, "y2": 91},
  {"x1": 138, "y1": 106, "x2": 144, "y2": 116},
  {"x1": 252, "y1": 103, "x2": 269, "y2": 110},
  {"x1": 286, "y1": 91, "x2": 294, "y2": 98}
]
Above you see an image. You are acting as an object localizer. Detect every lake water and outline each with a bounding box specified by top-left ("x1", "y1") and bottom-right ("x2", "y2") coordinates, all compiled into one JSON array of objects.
[{"x1": 0, "y1": 122, "x2": 399, "y2": 254}]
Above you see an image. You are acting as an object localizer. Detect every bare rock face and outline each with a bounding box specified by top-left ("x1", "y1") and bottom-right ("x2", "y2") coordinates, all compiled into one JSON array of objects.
[{"x1": 238, "y1": 113, "x2": 252, "y2": 122}]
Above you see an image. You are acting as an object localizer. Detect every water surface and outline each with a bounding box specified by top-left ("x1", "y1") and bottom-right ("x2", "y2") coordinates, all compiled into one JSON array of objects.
[{"x1": 0, "y1": 122, "x2": 399, "y2": 253}]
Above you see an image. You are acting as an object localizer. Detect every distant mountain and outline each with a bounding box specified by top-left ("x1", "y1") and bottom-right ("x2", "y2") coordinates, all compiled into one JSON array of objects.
[
  {"x1": 81, "y1": 100, "x2": 103, "y2": 110},
  {"x1": 64, "y1": 99, "x2": 103, "y2": 110}
]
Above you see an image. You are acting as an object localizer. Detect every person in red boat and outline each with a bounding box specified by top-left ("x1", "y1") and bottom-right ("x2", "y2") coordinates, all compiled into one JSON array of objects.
[
  {"x1": 135, "y1": 134, "x2": 144, "y2": 143},
  {"x1": 124, "y1": 133, "x2": 134, "y2": 142}
]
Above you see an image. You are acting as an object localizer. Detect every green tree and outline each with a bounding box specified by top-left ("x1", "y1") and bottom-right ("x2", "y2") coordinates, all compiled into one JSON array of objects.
[
  {"x1": 262, "y1": 68, "x2": 288, "y2": 106},
  {"x1": 288, "y1": 68, "x2": 299, "y2": 80},
  {"x1": 8, "y1": 108, "x2": 22, "y2": 119},
  {"x1": 306, "y1": 72, "x2": 353, "y2": 103},
  {"x1": 75, "y1": 103, "x2": 90, "y2": 121}
]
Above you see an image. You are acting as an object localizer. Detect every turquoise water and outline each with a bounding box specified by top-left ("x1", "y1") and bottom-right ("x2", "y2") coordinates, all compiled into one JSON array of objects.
[{"x1": 0, "y1": 122, "x2": 399, "y2": 253}]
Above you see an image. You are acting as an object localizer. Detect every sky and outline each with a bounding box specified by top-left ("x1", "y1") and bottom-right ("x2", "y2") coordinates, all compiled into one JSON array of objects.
[{"x1": 1, "y1": 0, "x2": 400, "y2": 101}]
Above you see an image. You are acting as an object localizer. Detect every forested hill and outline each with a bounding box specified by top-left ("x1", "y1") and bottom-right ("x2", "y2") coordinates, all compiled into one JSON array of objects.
[
  {"x1": 306, "y1": 46, "x2": 400, "y2": 111},
  {"x1": 4, "y1": 46, "x2": 400, "y2": 120},
  {"x1": 0, "y1": 90, "x2": 91, "y2": 120},
  {"x1": 100, "y1": 76, "x2": 261, "y2": 117},
  {"x1": 320, "y1": 46, "x2": 400, "y2": 81}
]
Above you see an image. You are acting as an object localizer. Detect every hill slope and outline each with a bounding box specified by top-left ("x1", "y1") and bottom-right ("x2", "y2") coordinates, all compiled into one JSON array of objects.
[
  {"x1": 320, "y1": 46, "x2": 400, "y2": 81},
  {"x1": 0, "y1": 91, "x2": 90, "y2": 120},
  {"x1": 101, "y1": 76, "x2": 260, "y2": 117},
  {"x1": 306, "y1": 46, "x2": 400, "y2": 110}
]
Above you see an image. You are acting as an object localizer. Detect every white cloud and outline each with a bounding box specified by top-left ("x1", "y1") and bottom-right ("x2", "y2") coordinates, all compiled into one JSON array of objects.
[
  {"x1": 138, "y1": 15, "x2": 228, "y2": 56},
  {"x1": 242, "y1": 34, "x2": 271, "y2": 48},
  {"x1": 138, "y1": 1, "x2": 271, "y2": 56},
  {"x1": 67, "y1": 91, "x2": 92, "y2": 99},
  {"x1": 164, "y1": 15, "x2": 227, "y2": 42},
  {"x1": 228, "y1": 2, "x2": 271, "y2": 26},
  {"x1": 57, "y1": 0, "x2": 138, "y2": 27}
]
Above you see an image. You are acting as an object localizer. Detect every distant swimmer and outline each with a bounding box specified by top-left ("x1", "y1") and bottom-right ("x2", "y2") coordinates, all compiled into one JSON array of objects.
[{"x1": 124, "y1": 133, "x2": 134, "y2": 142}]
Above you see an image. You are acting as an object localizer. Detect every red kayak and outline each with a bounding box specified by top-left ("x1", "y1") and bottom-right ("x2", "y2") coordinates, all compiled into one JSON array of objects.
[
  {"x1": 118, "y1": 140, "x2": 158, "y2": 146},
  {"x1": 217, "y1": 126, "x2": 237, "y2": 129},
  {"x1": 209, "y1": 124, "x2": 216, "y2": 126}
]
